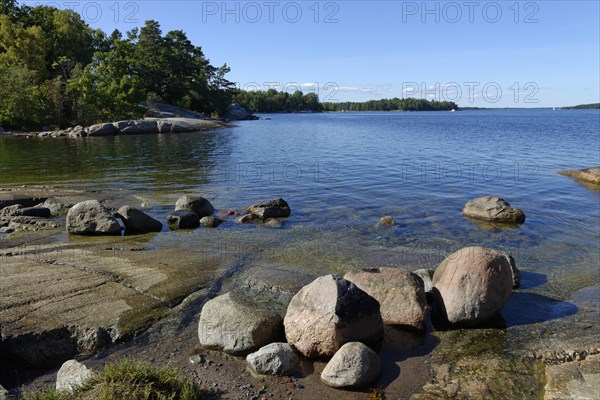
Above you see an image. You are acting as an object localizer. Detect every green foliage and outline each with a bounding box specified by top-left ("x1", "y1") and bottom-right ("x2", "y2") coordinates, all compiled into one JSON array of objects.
[
  {"x1": 0, "y1": 1, "x2": 234, "y2": 129},
  {"x1": 322, "y1": 97, "x2": 457, "y2": 112},
  {"x1": 23, "y1": 358, "x2": 209, "y2": 400},
  {"x1": 234, "y1": 89, "x2": 324, "y2": 113}
]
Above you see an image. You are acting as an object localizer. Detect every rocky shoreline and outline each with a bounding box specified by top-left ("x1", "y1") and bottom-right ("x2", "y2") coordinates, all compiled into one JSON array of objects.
[{"x1": 1, "y1": 184, "x2": 599, "y2": 399}]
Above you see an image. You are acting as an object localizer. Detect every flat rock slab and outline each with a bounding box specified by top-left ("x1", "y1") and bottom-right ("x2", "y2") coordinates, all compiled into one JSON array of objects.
[
  {"x1": 0, "y1": 242, "x2": 222, "y2": 368},
  {"x1": 544, "y1": 354, "x2": 600, "y2": 400},
  {"x1": 0, "y1": 194, "x2": 47, "y2": 210}
]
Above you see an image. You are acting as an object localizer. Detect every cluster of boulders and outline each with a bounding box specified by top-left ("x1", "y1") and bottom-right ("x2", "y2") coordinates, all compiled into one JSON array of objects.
[
  {"x1": 196, "y1": 245, "x2": 519, "y2": 389},
  {"x1": 0, "y1": 196, "x2": 60, "y2": 234},
  {"x1": 64, "y1": 196, "x2": 291, "y2": 236}
]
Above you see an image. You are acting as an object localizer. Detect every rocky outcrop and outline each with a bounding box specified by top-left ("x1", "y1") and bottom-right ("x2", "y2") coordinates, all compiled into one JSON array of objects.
[
  {"x1": 115, "y1": 206, "x2": 162, "y2": 233},
  {"x1": 167, "y1": 210, "x2": 200, "y2": 230},
  {"x1": 198, "y1": 292, "x2": 284, "y2": 355},
  {"x1": 56, "y1": 359, "x2": 94, "y2": 393},
  {"x1": 246, "y1": 343, "x2": 300, "y2": 376},
  {"x1": 66, "y1": 200, "x2": 121, "y2": 235},
  {"x1": 432, "y1": 246, "x2": 513, "y2": 326},
  {"x1": 227, "y1": 103, "x2": 258, "y2": 120},
  {"x1": 283, "y1": 275, "x2": 383, "y2": 358},
  {"x1": 320, "y1": 342, "x2": 381, "y2": 388},
  {"x1": 175, "y1": 195, "x2": 214, "y2": 218},
  {"x1": 246, "y1": 198, "x2": 291, "y2": 220},
  {"x1": 37, "y1": 118, "x2": 227, "y2": 138},
  {"x1": 560, "y1": 167, "x2": 600, "y2": 185},
  {"x1": 462, "y1": 196, "x2": 525, "y2": 224},
  {"x1": 344, "y1": 268, "x2": 427, "y2": 331}
]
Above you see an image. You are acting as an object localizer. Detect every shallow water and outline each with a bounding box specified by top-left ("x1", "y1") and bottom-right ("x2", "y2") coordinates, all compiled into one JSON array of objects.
[{"x1": 1, "y1": 109, "x2": 599, "y2": 332}]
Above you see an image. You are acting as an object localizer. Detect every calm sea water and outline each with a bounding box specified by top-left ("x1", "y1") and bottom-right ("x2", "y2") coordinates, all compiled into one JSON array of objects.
[{"x1": 1, "y1": 109, "x2": 599, "y2": 324}]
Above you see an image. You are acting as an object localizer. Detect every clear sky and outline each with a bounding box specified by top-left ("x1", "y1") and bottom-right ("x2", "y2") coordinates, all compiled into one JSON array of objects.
[{"x1": 27, "y1": 1, "x2": 600, "y2": 107}]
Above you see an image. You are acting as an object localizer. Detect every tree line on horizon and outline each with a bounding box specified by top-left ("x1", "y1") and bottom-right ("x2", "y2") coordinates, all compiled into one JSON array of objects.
[{"x1": 321, "y1": 98, "x2": 458, "y2": 112}]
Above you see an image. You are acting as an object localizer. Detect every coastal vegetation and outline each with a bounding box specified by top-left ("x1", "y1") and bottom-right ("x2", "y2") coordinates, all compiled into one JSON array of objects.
[
  {"x1": 322, "y1": 98, "x2": 458, "y2": 112},
  {"x1": 233, "y1": 88, "x2": 323, "y2": 113},
  {"x1": 23, "y1": 359, "x2": 208, "y2": 400},
  {"x1": 0, "y1": 0, "x2": 235, "y2": 129}
]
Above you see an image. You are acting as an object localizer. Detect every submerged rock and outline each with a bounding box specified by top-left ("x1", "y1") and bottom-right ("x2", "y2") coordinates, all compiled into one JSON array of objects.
[
  {"x1": 378, "y1": 215, "x2": 396, "y2": 226},
  {"x1": 462, "y1": 196, "x2": 525, "y2": 224},
  {"x1": 432, "y1": 246, "x2": 513, "y2": 326},
  {"x1": 246, "y1": 343, "x2": 300, "y2": 376},
  {"x1": 344, "y1": 268, "x2": 427, "y2": 331},
  {"x1": 56, "y1": 360, "x2": 94, "y2": 393},
  {"x1": 175, "y1": 195, "x2": 214, "y2": 218},
  {"x1": 198, "y1": 292, "x2": 283, "y2": 355},
  {"x1": 115, "y1": 206, "x2": 162, "y2": 233},
  {"x1": 246, "y1": 198, "x2": 291, "y2": 220},
  {"x1": 199, "y1": 216, "x2": 224, "y2": 228},
  {"x1": 320, "y1": 342, "x2": 381, "y2": 388},
  {"x1": 284, "y1": 275, "x2": 383, "y2": 358},
  {"x1": 66, "y1": 200, "x2": 121, "y2": 235}
]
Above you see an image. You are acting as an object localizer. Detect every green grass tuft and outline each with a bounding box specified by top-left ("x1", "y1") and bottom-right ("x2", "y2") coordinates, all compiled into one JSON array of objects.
[{"x1": 23, "y1": 358, "x2": 209, "y2": 400}]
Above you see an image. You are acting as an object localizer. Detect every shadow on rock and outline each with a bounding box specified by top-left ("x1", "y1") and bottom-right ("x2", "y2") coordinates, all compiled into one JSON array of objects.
[{"x1": 501, "y1": 292, "x2": 578, "y2": 326}]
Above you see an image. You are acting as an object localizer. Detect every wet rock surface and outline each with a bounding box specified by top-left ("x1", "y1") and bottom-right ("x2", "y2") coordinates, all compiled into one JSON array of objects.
[{"x1": 462, "y1": 195, "x2": 526, "y2": 224}]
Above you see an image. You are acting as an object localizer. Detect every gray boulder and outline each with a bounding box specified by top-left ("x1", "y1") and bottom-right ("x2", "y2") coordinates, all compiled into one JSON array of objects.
[
  {"x1": 86, "y1": 123, "x2": 118, "y2": 137},
  {"x1": 56, "y1": 359, "x2": 94, "y2": 393},
  {"x1": 246, "y1": 198, "x2": 291, "y2": 220},
  {"x1": 66, "y1": 200, "x2": 121, "y2": 235},
  {"x1": 320, "y1": 342, "x2": 381, "y2": 388},
  {"x1": 167, "y1": 210, "x2": 199, "y2": 230},
  {"x1": 198, "y1": 292, "x2": 283, "y2": 355},
  {"x1": 432, "y1": 246, "x2": 513, "y2": 326},
  {"x1": 200, "y1": 216, "x2": 224, "y2": 228},
  {"x1": 175, "y1": 195, "x2": 215, "y2": 218},
  {"x1": 344, "y1": 268, "x2": 427, "y2": 331},
  {"x1": 462, "y1": 196, "x2": 525, "y2": 224},
  {"x1": 246, "y1": 342, "x2": 300, "y2": 376},
  {"x1": 284, "y1": 275, "x2": 383, "y2": 358},
  {"x1": 115, "y1": 206, "x2": 162, "y2": 233}
]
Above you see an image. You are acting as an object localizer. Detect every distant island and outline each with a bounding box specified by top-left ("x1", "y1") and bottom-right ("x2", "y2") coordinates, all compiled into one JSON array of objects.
[
  {"x1": 322, "y1": 98, "x2": 457, "y2": 112},
  {"x1": 562, "y1": 103, "x2": 600, "y2": 110}
]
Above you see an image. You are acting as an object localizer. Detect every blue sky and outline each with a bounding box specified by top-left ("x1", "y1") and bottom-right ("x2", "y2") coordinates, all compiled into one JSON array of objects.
[{"x1": 26, "y1": 1, "x2": 600, "y2": 107}]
